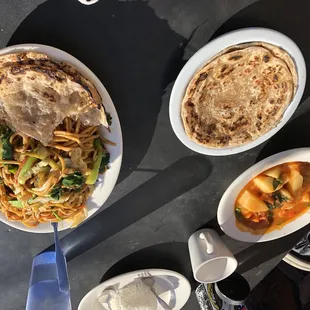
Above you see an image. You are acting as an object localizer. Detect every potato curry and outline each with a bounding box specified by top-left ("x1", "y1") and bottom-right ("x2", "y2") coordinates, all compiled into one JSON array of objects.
[{"x1": 235, "y1": 162, "x2": 310, "y2": 234}]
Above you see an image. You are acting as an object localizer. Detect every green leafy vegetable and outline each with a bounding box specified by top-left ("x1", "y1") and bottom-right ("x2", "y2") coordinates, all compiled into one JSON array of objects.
[
  {"x1": 0, "y1": 125, "x2": 13, "y2": 160},
  {"x1": 235, "y1": 208, "x2": 243, "y2": 220},
  {"x1": 99, "y1": 152, "x2": 110, "y2": 173},
  {"x1": 50, "y1": 185, "x2": 62, "y2": 200},
  {"x1": 273, "y1": 178, "x2": 282, "y2": 190},
  {"x1": 62, "y1": 171, "x2": 85, "y2": 187},
  {"x1": 8, "y1": 164, "x2": 18, "y2": 174},
  {"x1": 106, "y1": 113, "x2": 112, "y2": 126},
  {"x1": 50, "y1": 172, "x2": 85, "y2": 199},
  {"x1": 264, "y1": 201, "x2": 276, "y2": 210},
  {"x1": 273, "y1": 191, "x2": 289, "y2": 204},
  {"x1": 52, "y1": 210, "x2": 62, "y2": 221},
  {"x1": 8, "y1": 200, "x2": 23, "y2": 209},
  {"x1": 267, "y1": 211, "x2": 274, "y2": 223}
]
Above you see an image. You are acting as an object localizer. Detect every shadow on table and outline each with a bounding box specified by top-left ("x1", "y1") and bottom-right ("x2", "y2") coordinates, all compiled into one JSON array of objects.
[
  {"x1": 211, "y1": 0, "x2": 310, "y2": 103},
  {"x1": 42, "y1": 155, "x2": 212, "y2": 260},
  {"x1": 256, "y1": 111, "x2": 310, "y2": 162},
  {"x1": 197, "y1": 216, "x2": 223, "y2": 236},
  {"x1": 235, "y1": 223, "x2": 310, "y2": 274},
  {"x1": 100, "y1": 242, "x2": 196, "y2": 289},
  {"x1": 8, "y1": 0, "x2": 187, "y2": 183}
]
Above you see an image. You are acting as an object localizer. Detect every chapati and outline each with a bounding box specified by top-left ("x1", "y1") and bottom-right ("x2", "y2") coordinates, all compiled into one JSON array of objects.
[
  {"x1": 0, "y1": 51, "x2": 108, "y2": 144},
  {"x1": 181, "y1": 42, "x2": 297, "y2": 148}
]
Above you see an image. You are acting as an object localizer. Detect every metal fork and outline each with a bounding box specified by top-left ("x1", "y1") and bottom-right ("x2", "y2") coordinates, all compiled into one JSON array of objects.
[
  {"x1": 51, "y1": 222, "x2": 69, "y2": 293},
  {"x1": 137, "y1": 271, "x2": 172, "y2": 310}
]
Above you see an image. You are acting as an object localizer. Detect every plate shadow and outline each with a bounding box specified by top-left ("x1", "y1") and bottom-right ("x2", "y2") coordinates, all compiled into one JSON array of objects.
[
  {"x1": 257, "y1": 111, "x2": 310, "y2": 162},
  {"x1": 42, "y1": 155, "x2": 212, "y2": 261},
  {"x1": 211, "y1": 0, "x2": 310, "y2": 103},
  {"x1": 8, "y1": 0, "x2": 186, "y2": 182}
]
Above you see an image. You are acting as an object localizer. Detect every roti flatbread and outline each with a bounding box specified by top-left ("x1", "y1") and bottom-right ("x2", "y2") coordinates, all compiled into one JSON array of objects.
[
  {"x1": 181, "y1": 42, "x2": 298, "y2": 148},
  {"x1": 0, "y1": 64, "x2": 101, "y2": 144},
  {"x1": 0, "y1": 51, "x2": 108, "y2": 144}
]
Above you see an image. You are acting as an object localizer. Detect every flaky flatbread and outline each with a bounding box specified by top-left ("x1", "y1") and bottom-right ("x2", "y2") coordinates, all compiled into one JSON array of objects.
[
  {"x1": 0, "y1": 64, "x2": 102, "y2": 144},
  {"x1": 0, "y1": 51, "x2": 108, "y2": 144},
  {"x1": 181, "y1": 42, "x2": 298, "y2": 148}
]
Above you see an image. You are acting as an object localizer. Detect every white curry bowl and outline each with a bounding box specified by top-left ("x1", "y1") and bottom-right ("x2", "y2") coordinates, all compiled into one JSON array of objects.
[
  {"x1": 169, "y1": 27, "x2": 306, "y2": 156},
  {"x1": 217, "y1": 148, "x2": 310, "y2": 242}
]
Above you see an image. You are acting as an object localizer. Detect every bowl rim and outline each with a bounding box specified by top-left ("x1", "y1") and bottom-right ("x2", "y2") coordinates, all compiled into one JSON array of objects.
[
  {"x1": 169, "y1": 27, "x2": 307, "y2": 156},
  {"x1": 217, "y1": 148, "x2": 310, "y2": 242}
]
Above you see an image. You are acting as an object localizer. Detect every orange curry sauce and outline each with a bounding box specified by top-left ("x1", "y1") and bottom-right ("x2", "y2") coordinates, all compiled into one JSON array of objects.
[{"x1": 235, "y1": 162, "x2": 310, "y2": 235}]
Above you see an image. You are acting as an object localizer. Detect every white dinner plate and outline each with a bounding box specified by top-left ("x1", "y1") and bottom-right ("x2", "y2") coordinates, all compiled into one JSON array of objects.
[
  {"x1": 218, "y1": 148, "x2": 310, "y2": 242},
  {"x1": 78, "y1": 269, "x2": 191, "y2": 310},
  {"x1": 169, "y1": 27, "x2": 306, "y2": 156},
  {"x1": 0, "y1": 44, "x2": 123, "y2": 233}
]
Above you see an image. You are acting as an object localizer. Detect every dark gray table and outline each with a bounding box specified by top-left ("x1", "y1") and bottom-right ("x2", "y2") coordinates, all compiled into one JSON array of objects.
[{"x1": 1, "y1": 0, "x2": 310, "y2": 309}]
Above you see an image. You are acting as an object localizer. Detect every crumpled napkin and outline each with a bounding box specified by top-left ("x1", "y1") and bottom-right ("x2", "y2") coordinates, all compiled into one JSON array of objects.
[{"x1": 292, "y1": 231, "x2": 310, "y2": 257}]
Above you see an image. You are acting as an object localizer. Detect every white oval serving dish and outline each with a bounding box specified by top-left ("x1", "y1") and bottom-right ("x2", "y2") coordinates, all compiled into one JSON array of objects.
[
  {"x1": 169, "y1": 27, "x2": 306, "y2": 156},
  {"x1": 218, "y1": 148, "x2": 310, "y2": 242}
]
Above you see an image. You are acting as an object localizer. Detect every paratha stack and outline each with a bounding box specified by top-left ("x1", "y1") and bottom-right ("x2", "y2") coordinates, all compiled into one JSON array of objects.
[
  {"x1": 0, "y1": 51, "x2": 108, "y2": 145},
  {"x1": 181, "y1": 42, "x2": 298, "y2": 148}
]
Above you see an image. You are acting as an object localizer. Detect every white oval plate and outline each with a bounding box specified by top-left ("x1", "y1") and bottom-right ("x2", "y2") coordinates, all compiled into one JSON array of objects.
[
  {"x1": 78, "y1": 269, "x2": 191, "y2": 310},
  {"x1": 218, "y1": 148, "x2": 310, "y2": 242},
  {"x1": 0, "y1": 44, "x2": 123, "y2": 233},
  {"x1": 169, "y1": 28, "x2": 306, "y2": 156}
]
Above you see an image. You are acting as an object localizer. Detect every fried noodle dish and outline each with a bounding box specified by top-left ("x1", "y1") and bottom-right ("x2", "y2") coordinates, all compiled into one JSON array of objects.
[{"x1": 0, "y1": 118, "x2": 113, "y2": 228}]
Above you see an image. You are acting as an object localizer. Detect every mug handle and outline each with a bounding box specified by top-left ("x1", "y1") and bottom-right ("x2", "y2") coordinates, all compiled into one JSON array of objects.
[{"x1": 199, "y1": 232, "x2": 214, "y2": 254}]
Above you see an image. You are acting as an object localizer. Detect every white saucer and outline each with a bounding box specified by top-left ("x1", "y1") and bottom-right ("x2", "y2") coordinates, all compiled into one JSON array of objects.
[{"x1": 78, "y1": 269, "x2": 191, "y2": 310}]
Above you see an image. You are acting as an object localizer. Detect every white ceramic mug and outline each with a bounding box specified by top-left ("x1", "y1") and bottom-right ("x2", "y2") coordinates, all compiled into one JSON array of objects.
[{"x1": 188, "y1": 229, "x2": 238, "y2": 283}]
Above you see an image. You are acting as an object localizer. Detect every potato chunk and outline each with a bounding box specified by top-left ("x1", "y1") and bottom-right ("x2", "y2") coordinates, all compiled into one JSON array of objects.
[
  {"x1": 287, "y1": 170, "x2": 303, "y2": 196},
  {"x1": 253, "y1": 175, "x2": 279, "y2": 193},
  {"x1": 238, "y1": 190, "x2": 269, "y2": 212},
  {"x1": 264, "y1": 166, "x2": 281, "y2": 179}
]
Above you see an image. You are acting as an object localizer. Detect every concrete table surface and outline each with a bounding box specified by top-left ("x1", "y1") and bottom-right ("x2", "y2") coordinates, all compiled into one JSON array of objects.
[{"x1": 1, "y1": 0, "x2": 310, "y2": 309}]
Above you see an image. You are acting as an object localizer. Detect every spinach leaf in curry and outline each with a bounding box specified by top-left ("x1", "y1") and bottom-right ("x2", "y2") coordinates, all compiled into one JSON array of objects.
[
  {"x1": 235, "y1": 207, "x2": 243, "y2": 220},
  {"x1": 272, "y1": 178, "x2": 282, "y2": 190}
]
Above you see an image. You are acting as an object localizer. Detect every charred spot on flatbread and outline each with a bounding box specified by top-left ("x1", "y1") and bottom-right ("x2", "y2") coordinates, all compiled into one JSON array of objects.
[
  {"x1": 263, "y1": 55, "x2": 270, "y2": 62},
  {"x1": 229, "y1": 55, "x2": 243, "y2": 61}
]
